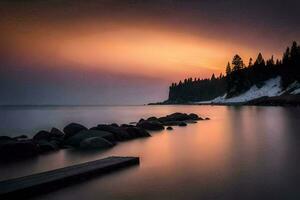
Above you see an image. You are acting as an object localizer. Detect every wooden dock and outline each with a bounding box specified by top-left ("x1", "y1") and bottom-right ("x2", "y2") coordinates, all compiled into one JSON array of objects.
[{"x1": 0, "y1": 156, "x2": 139, "y2": 199}]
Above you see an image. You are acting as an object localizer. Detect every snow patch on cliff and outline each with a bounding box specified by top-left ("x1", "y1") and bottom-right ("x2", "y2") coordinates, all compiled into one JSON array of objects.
[{"x1": 211, "y1": 77, "x2": 282, "y2": 103}]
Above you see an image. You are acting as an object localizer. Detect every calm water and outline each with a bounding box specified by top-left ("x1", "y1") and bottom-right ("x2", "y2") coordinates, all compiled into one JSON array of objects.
[{"x1": 0, "y1": 105, "x2": 299, "y2": 199}]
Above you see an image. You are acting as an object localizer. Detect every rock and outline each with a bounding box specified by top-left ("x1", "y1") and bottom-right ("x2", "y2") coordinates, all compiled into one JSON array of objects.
[
  {"x1": 161, "y1": 121, "x2": 181, "y2": 126},
  {"x1": 64, "y1": 130, "x2": 115, "y2": 147},
  {"x1": 138, "y1": 118, "x2": 145, "y2": 123},
  {"x1": 121, "y1": 124, "x2": 135, "y2": 128},
  {"x1": 123, "y1": 127, "x2": 151, "y2": 138},
  {"x1": 166, "y1": 126, "x2": 173, "y2": 130},
  {"x1": 33, "y1": 128, "x2": 64, "y2": 143},
  {"x1": 158, "y1": 112, "x2": 190, "y2": 122},
  {"x1": 147, "y1": 116, "x2": 158, "y2": 121},
  {"x1": 91, "y1": 124, "x2": 131, "y2": 141},
  {"x1": 188, "y1": 113, "x2": 201, "y2": 120},
  {"x1": 185, "y1": 120, "x2": 198, "y2": 124},
  {"x1": 0, "y1": 140, "x2": 38, "y2": 159},
  {"x1": 13, "y1": 135, "x2": 28, "y2": 140},
  {"x1": 137, "y1": 120, "x2": 164, "y2": 131},
  {"x1": 205, "y1": 117, "x2": 210, "y2": 120},
  {"x1": 178, "y1": 122, "x2": 187, "y2": 127},
  {"x1": 50, "y1": 128, "x2": 64, "y2": 138},
  {"x1": 63, "y1": 123, "x2": 88, "y2": 139},
  {"x1": 110, "y1": 123, "x2": 119, "y2": 127},
  {"x1": 36, "y1": 140, "x2": 59, "y2": 153},
  {"x1": 158, "y1": 112, "x2": 203, "y2": 123},
  {"x1": 33, "y1": 130, "x2": 52, "y2": 141},
  {"x1": 79, "y1": 137, "x2": 114, "y2": 150}
]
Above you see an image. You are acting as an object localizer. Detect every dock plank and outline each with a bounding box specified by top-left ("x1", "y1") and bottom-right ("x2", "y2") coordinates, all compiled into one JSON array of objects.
[{"x1": 0, "y1": 156, "x2": 139, "y2": 198}]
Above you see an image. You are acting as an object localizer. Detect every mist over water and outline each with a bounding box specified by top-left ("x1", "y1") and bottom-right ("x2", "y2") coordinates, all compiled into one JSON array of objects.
[{"x1": 0, "y1": 105, "x2": 299, "y2": 199}]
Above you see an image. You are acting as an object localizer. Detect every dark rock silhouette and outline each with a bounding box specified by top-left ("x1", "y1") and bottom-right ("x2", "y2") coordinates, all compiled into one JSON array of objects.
[
  {"x1": 123, "y1": 127, "x2": 151, "y2": 138},
  {"x1": 36, "y1": 140, "x2": 59, "y2": 153},
  {"x1": 178, "y1": 122, "x2": 187, "y2": 127},
  {"x1": 63, "y1": 123, "x2": 88, "y2": 139},
  {"x1": 64, "y1": 130, "x2": 115, "y2": 147},
  {"x1": 91, "y1": 124, "x2": 132, "y2": 141},
  {"x1": 79, "y1": 137, "x2": 114, "y2": 149},
  {"x1": 0, "y1": 112, "x2": 209, "y2": 161},
  {"x1": 137, "y1": 120, "x2": 164, "y2": 131},
  {"x1": 13, "y1": 135, "x2": 28, "y2": 140}
]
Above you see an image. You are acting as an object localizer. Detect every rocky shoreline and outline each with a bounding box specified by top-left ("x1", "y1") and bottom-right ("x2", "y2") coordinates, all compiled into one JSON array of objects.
[{"x1": 0, "y1": 113, "x2": 209, "y2": 161}]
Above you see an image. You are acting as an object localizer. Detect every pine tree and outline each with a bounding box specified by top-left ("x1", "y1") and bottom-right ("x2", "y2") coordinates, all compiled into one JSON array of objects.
[
  {"x1": 254, "y1": 53, "x2": 265, "y2": 65},
  {"x1": 226, "y1": 62, "x2": 231, "y2": 75},
  {"x1": 232, "y1": 54, "x2": 244, "y2": 71},
  {"x1": 248, "y1": 57, "x2": 253, "y2": 67}
]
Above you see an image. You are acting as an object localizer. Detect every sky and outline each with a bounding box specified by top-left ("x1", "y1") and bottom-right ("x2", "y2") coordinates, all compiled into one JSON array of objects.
[{"x1": 0, "y1": 0, "x2": 299, "y2": 105}]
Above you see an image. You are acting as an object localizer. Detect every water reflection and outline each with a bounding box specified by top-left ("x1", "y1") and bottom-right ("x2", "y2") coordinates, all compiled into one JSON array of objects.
[{"x1": 0, "y1": 105, "x2": 299, "y2": 199}]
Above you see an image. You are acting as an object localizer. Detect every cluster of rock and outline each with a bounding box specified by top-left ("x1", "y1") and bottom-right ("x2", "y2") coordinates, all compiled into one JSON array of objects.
[{"x1": 0, "y1": 112, "x2": 209, "y2": 160}]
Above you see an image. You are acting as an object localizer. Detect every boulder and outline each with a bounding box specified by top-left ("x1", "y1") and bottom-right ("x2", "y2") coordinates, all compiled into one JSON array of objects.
[
  {"x1": 36, "y1": 140, "x2": 59, "y2": 153},
  {"x1": 161, "y1": 121, "x2": 181, "y2": 126},
  {"x1": 147, "y1": 116, "x2": 158, "y2": 121},
  {"x1": 110, "y1": 123, "x2": 119, "y2": 127},
  {"x1": 13, "y1": 135, "x2": 28, "y2": 140},
  {"x1": 178, "y1": 122, "x2": 187, "y2": 127},
  {"x1": 166, "y1": 126, "x2": 173, "y2": 130},
  {"x1": 64, "y1": 130, "x2": 115, "y2": 147},
  {"x1": 50, "y1": 128, "x2": 64, "y2": 138},
  {"x1": 158, "y1": 112, "x2": 203, "y2": 123},
  {"x1": 205, "y1": 117, "x2": 210, "y2": 120},
  {"x1": 121, "y1": 124, "x2": 135, "y2": 128},
  {"x1": 158, "y1": 112, "x2": 190, "y2": 122},
  {"x1": 33, "y1": 128, "x2": 65, "y2": 144},
  {"x1": 138, "y1": 118, "x2": 145, "y2": 123},
  {"x1": 0, "y1": 140, "x2": 38, "y2": 159},
  {"x1": 137, "y1": 120, "x2": 164, "y2": 131},
  {"x1": 185, "y1": 120, "x2": 198, "y2": 124},
  {"x1": 63, "y1": 123, "x2": 87, "y2": 139},
  {"x1": 188, "y1": 113, "x2": 201, "y2": 120},
  {"x1": 123, "y1": 127, "x2": 151, "y2": 138},
  {"x1": 33, "y1": 130, "x2": 52, "y2": 141},
  {"x1": 91, "y1": 124, "x2": 131, "y2": 141},
  {"x1": 79, "y1": 137, "x2": 114, "y2": 150}
]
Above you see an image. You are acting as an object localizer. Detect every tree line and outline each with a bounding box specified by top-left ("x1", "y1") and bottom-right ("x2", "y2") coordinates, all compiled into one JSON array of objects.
[{"x1": 167, "y1": 41, "x2": 300, "y2": 103}]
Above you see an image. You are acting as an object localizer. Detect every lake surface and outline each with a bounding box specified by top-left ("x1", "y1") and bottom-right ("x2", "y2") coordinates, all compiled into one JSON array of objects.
[{"x1": 0, "y1": 105, "x2": 299, "y2": 199}]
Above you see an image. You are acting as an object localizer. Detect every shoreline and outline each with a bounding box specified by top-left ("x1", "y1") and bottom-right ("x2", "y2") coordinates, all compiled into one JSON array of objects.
[{"x1": 149, "y1": 94, "x2": 300, "y2": 107}]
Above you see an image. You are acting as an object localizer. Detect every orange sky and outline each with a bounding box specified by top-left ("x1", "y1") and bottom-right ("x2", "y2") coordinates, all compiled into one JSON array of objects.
[
  {"x1": 1, "y1": 0, "x2": 298, "y2": 104},
  {"x1": 2, "y1": 20, "x2": 264, "y2": 81}
]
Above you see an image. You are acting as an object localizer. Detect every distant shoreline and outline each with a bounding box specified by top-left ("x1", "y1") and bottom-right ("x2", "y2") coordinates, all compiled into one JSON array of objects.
[{"x1": 149, "y1": 94, "x2": 300, "y2": 107}]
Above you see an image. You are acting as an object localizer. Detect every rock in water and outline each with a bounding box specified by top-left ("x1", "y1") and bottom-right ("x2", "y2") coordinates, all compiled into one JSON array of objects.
[
  {"x1": 137, "y1": 121, "x2": 164, "y2": 131},
  {"x1": 147, "y1": 116, "x2": 158, "y2": 121},
  {"x1": 50, "y1": 128, "x2": 65, "y2": 138},
  {"x1": 79, "y1": 137, "x2": 114, "y2": 150},
  {"x1": 63, "y1": 123, "x2": 88, "y2": 139},
  {"x1": 36, "y1": 140, "x2": 59, "y2": 153},
  {"x1": 33, "y1": 130, "x2": 52, "y2": 141},
  {"x1": 64, "y1": 130, "x2": 115, "y2": 147},
  {"x1": 178, "y1": 122, "x2": 187, "y2": 127},
  {"x1": 13, "y1": 135, "x2": 28, "y2": 140},
  {"x1": 123, "y1": 127, "x2": 151, "y2": 138},
  {"x1": 91, "y1": 124, "x2": 132, "y2": 141},
  {"x1": 188, "y1": 113, "x2": 201, "y2": 120},
  {"x1": 166, "y1": 126, "x2": 173, "y2": 130}
]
